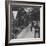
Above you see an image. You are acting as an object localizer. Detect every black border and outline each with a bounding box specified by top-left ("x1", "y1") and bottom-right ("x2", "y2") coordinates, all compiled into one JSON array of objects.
[{"x1": 5, "y1": 1, "x2": 45, "y2": 46}]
